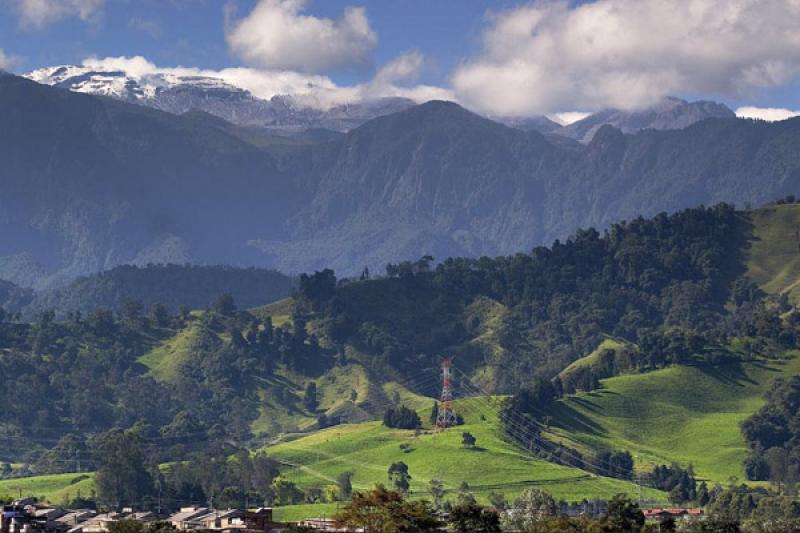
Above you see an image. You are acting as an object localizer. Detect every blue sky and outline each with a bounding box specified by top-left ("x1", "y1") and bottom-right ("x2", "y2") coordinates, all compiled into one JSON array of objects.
[
  {"x1": 0, "y1": 0, "x2": 511, "y2": 85},
  {"x1": 1, "y1": 0, "x2": 799, "y2": 119}
]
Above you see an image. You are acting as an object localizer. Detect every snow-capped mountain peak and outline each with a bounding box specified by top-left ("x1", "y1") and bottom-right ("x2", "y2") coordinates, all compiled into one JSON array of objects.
[
  {"x1": 25, "y1": 64, "x2": 416, "y2": 133},
  {"x1": 27, "y1": 65, "x2": 243, "y2": 101}
]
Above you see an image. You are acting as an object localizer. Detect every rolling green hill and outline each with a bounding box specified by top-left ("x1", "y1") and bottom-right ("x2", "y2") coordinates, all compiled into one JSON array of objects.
[
  {"x1": 540, "y1": 352, "x2": 800, "y2": 484},
  {"x1": 0, "y1": 473, "x2": 94, "y2": 504},
  {"x1": 558, "y1": 338, "x2": 628, "y2": 382},
  {"x1": 746, "y1": 204, "x2": 800, "y2": 305},
  {"x1": 263, "y1": 397, "x2": 665, "y2": 505}
]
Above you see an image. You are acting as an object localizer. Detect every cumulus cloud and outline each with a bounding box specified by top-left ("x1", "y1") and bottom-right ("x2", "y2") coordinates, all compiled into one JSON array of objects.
[
  {"x1": 11, "y1": 0, "x2": 104, "y2": 29},
  {"x1": 452, "y1": 0, "x2": 800, "y2": 117},
  {"x1": 0, "y1": 49, "x2": 16, "y2": 70},
  {"x1": 357, "y1": 50, "x2": 454, "y2": 103},
  {"x1": 736, "y1": 106, "x2": 800, "y2": 122},
  {"x1": 226, "y1": 0, "x2": 377, "y2": 73},
  {"x1": 76, "y1": 55, "x2": 452, "y2": 110}
]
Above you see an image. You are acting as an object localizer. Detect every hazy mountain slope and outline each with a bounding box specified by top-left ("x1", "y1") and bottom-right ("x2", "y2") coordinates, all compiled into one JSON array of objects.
[
  {"x1": 557, "y1": 97, "x2": 736, "y2": 143},
  {"x1": 0, "y1": 73, "x2": 312, "y2": 288},
  {"x1": 260, "y1": 103, "x2": 800, "y2": 274},
  {"x1": 21, "y1": 264, "x2": 295, "y2": 318},
  {"x1": 0, "y1": 279, "x2": 33, "y2": 313},
  {"x1": 4, "y1": 73, "x2": 800, "y2": 284},
  {"x1": 256, "y1": 101, "x2": 581, "y2": 273}
]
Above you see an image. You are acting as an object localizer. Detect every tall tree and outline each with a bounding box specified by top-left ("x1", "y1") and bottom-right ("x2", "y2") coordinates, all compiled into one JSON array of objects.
[{"x1": 92, "y1": 430, "x2": 154, "y2": 509}]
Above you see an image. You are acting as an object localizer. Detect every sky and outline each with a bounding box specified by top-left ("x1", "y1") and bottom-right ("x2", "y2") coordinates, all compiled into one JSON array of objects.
[{"x1": 1, "y1": 0, "x2": 799, "y2": 121}]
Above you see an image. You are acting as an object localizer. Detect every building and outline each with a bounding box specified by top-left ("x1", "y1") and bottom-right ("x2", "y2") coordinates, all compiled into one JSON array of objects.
[
  {"x1": 168, "y1": 506, "x2": 277, "y2": 532},
  {"x1": 642, "y1": 508, "x2": 704, "y2": 521},
  {"x1": 297, "y1": 518, "x2": 353, "y2": 532},
  {"x1": 3, "y1": 501, "x2": 277, "y2": 533}
]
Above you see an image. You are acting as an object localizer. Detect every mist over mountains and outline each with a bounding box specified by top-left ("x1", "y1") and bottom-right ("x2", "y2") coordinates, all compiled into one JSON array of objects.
[{"x1": 2, "y1": 71, "x2": 800, "y2": 289}]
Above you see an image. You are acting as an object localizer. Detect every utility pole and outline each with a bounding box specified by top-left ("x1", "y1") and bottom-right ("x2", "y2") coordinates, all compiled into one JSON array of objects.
[{"x1": 435, "y1": 357, "x2": 457, "y2": 429}]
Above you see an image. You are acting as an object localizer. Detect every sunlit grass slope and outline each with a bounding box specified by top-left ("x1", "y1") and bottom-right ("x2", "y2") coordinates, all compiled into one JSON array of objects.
[
  {"x1": 542, "y1": 354, "x2": 800, "y2": 483},
  {"x1": 746, "y1": 204, "x2": 800, "y2": 305},
  {"x1": 0, "y1": 473, "x2": 95, "y2": 503},
  {"x1": 264, "y1": 397, "x2": 664, "y2": 505}
]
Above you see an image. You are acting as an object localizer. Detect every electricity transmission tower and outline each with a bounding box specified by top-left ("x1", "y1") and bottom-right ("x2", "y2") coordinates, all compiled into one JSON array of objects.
[{"x1": 435, "y1": 357, "x2": 458, "y2": 429}]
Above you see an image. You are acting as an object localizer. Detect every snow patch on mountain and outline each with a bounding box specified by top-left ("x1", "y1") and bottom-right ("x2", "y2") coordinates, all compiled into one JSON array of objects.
[{"x1": 26, "y1": 64, "x2": 417, "y2": 133}]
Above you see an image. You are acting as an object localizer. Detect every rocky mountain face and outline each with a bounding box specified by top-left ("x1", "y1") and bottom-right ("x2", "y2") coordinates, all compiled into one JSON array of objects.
[
  {"x1": 556, "y1": 96, "x2": 736, "y2": 143},
  {"x1": 27, "y1": 65, "x2": 416, "y2": 134},
  {"x1": 2, "y1": 72, "x2": 799, "y2": 288}
]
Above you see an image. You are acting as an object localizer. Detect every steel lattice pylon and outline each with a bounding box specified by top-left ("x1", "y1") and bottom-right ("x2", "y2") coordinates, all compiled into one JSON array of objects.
[{"x1": 435, "y1": 357, "x2": 458, "y2": 429}]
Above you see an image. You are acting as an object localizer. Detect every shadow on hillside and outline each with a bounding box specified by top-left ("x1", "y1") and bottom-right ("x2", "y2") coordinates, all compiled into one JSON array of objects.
[
  {"x1": 546, "y1": 400, "x2": 606, "y2": 437},
  {"x1": 695, "y1": 362, "x2": 756, "y2": 387}
]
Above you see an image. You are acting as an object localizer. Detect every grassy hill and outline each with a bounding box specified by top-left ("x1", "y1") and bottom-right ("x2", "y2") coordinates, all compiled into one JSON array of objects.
[
  {"x1": 746, "y1": 203, "x2": 800, "y2": 304},
  {"x1": 558, "y1": 338, "x2": 628, "y2": 382},
  {"x1": 0, "y1": 473, "x2": 94, "y2": 503},
  {"x1": 263, "y1": 397, "x2": 665, "y2": 505},
  {"x1": 540, "y1": 353, "x2": 800, "y2": 484}
]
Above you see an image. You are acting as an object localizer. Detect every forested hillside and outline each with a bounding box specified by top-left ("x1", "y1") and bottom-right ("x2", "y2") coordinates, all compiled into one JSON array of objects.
[{"x1": 3, "y1": 203, "x2": 798, "y2": 486}]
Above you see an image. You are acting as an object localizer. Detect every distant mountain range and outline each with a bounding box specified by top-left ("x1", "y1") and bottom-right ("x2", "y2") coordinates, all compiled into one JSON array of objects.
[
  {"x1": 27, "y1": 64, "x2": 418, "y2": 135},
  {"x1": 2, "y1": 70, "x2": 799, "y2": 289},
  {"x1": 555, "y1": 96, "x2": 736, "y2": 143},
  {"x1": 27, "y1": 64, "x2": 735, "y2": 140}
]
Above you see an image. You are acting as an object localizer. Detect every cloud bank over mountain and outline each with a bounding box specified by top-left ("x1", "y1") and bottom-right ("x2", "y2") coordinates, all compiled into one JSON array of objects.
[
  {"x1": 451, "y1": 0, "x2": 800, "y2": 116},
  {"x1": 736, "y1": 106, "x2": 800, "y2": 122}
]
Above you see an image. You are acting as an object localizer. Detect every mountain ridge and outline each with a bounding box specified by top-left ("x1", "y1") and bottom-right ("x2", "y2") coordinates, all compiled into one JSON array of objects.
[{"x1": 3, "y1": 73, "x2": 800, "y2": 287}]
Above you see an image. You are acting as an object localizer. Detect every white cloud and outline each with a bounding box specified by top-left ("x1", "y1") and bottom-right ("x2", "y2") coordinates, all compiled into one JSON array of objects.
[
  {"x1": 11, "y1": 0, "x2": 104, "y2": 29},
  {"x1": 0, "y1": 49, "x2": 15, "y2": 70},
  {"x1": 551, "y1": 112, "x2": 591, "y2": 125},
  {"x1": 357, "y1": 50, "x2": 454, "y2": 103},
  {"x1": 736, "y1": 106, "x2": 800, "y2": 122},
  {"x1": 74, "y1": 55, "x2": 453, "y2": 110},
  {"x1": 452, "y1": 0, "x2": 800, "y2": 117},
  {"x1": 226, "y1": 0, "x2": 377, "y2": 73}
]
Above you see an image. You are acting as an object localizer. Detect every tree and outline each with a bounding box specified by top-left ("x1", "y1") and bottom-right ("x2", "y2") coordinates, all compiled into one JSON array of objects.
[
  {"x1": 336, "y1": 471, "x2": 354, "y2": 501},
  {"x1": 696, "y1": 481, "x2": 710, "y2": 506},
  {"x1": 429, "y1": 403, "x2": 439, "y2": 426},
  {"x1": 488, "y1": 492, "x2": 507, "y2": 512},
  {"x1": 506, "y1": 488, "x2": 558, "y2": 530},
  {"x1": 93, "y1": 430, "x2": 155, "y2": 509},
  {"x1": 212, "y1": 293, "x2": 237, "y2": 315},
  {"x1": 428, "y1": 479, "x2": 445, "y2": 509},
  {"x1": 333, "y1": 485, "x2": 439, "y2": 533},
  {"x1": 304, "y1": 382, "x2": 319, "y2": 412},
  {"x1": 148, "y1": 304, "x2": 169, "y2": 328},
  {"x1": 604, "y1": 494, "x2": 645, "y2": 532},
  {"x1": 388, "y1": 462, "x2": 412, "y2": 493},
  {"x1": 457, "y1": 481, "x2": 476, "y2": 506},
  {"x1": 298, "y1": 269, "x2": 337, "y2": 309},
  {"x1": 272, "y1": 477, "x2": 304, "y2": 505},
  {"x1": 119, "y1": 300, "x2": 144, "y2": 329},
  {"x1": 462, "y1": 432, "x2": 476, "y2": 449},
  {"x1": 448, "y1": 502, "x2": 501, "y2": 533},
  {"x1": 383, "y1": 406, "x2": 421, "y2": 430}
]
